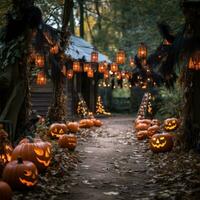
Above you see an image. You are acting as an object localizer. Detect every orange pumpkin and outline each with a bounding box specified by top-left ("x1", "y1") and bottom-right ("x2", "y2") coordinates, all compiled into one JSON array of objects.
[
  {"x1": 79, "y1": 119, "x2": 94, "y2": 128},
  {"x1": 11, "y1": 137, "x2": 52, "y2": 172},
  {"x1": 67, "y1": 122, "x2": 79, "y2": 133},
  {"x1": 48, "y1": 123, "x2": 68, "y2": 138},
  {"x1": 151, "y1": 119, "x2": 161, "y2": 126},
  {"x1": 0, "y1": 181, "x2": 12, "y2": 200},
  {"x1": 135, "y1": 123, "x2": 150, "y2": 131},
  {"x1": 3, "y1": 157, "x2": 38, "y2": 189},
  {"x1": 92, "y1": 119, "x2": 103, "y2": 127},
  {"x1": 58, "y1": 134, "x2": 77, "y2": 150},
  {"x1": 147, "y1": 125, "x2": 160, "y2": 138},
  {"x1": 164, "y1": 118, "x2": 179, "y2": 131},
  {"x1": 136, "y1": 130, "x2": 147, "y2": 140}
]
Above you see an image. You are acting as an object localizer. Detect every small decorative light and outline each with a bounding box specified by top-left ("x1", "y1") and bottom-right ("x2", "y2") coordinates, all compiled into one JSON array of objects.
[
  {"x1": 91, "y1": 51, "x2": 98, "y2": 62},
  {"x1": 98, "y1": 63, "x2": 106, "y2": 73},
  {"x1": 50, "y1": 44, "x2": 59, "y2": 54},
  {"x1": 121, "y1": 71, "x2": 126, "y2": 79},
  {"x1": 83, "y1": 63, "x2": 91, "y2": 72},
  {"x1": 116, "y1": 72, "x2": 121, "y2": 80},
  {"x1": 137, "y1": 43, "x2": 147, "y2": 59},
  {"x1": 73, "y1": 61, "x2": 81, "y2": 72},
  {"x1": 129, "y1": 57, "x2": 135, "y2": 67},
  {"x1": 87, "y1": 69, "x2": 94, "y2": 78},
  {"x1": 36, "y1": 72, "x2": 47, "y2": 85},
  {"x1": 104, "y1": 71, "x2": 109, "y2": 79},
  {"x1": 125, "y1": 72, "x2": 130, "y2": 79},
  {"x1": 116, "y1": 50, "x2": 125, "y2": 64},
  {"x1": 188, "y1": 51, "x2": 200, "y2": 70},
  {"x1": 67, "y1": 69, "x2": 74, "y2": 79},
  {"x1": 35, "y1": 54, "x2": 45, "y2": 67},
  {"x1": 111, "y1": 63, "x2": 118, "y2": 72}
]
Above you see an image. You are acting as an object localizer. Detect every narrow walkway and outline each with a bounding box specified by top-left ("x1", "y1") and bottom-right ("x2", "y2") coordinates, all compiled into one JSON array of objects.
[{"x1": 67, "y1": 115, "x2": 159, "y2": 200}]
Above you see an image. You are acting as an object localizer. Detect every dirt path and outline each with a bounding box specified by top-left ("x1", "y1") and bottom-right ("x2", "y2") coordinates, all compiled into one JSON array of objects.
[{"x1": 67, "y1": 115, "x2": 159, "y2": 200}]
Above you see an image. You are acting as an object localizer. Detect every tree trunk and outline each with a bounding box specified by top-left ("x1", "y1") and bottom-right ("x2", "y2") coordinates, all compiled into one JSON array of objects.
[{"x1": 79, "y1": 0, "x2": 84, "y2": 38}]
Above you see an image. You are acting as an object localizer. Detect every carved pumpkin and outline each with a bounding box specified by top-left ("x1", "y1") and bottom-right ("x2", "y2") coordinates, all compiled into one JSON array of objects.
[
  {"x1": 164, "y1": 118, "x2": 179, "y2": 131},
  {"x1": 147, "y1": 125, "x2": 160, "y2": 138},
  {"x1": 49, "y1": 123, "x2": 68, "y2": 138},
  {"x1": 3, "y1": 157, "x2": 38, "y2": 189},
  {"x1": 79, "y1": 119, "x2": 94, "y2": 128},
  {"x1": 11, "y1": 138, "x2": 52, "y2": 172},
  {"x1": 149, "y1": 133, "x2": 173, "y2": 153},
  {"x1": 67, "y1": 122, "x2": 79, "y2": 133},
  {"x1": 136, "y1": 130, "x2": 147, "y2": 140},
  {"x1": 0, "y1": 181, "x2": 12, "y2": 200},
  {"x1": 58, "y1": 134, "x2": 77, "y2": 150}
]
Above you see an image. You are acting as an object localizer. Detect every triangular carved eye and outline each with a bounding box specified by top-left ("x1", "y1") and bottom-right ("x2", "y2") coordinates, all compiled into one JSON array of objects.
[
  {"x1": 47, "y1": 147, "x2": 51, "y2": 154},
  {"x1": 24, "y1": 170, "x2": 32, "y2": 177},
  {"x1": 53, "y1": 128, "x2": 57, "y2": 133},
  {"x1": 34, "y1": 147, "x2": 44, "y2": 156},
  {"x1": 59, "y1": 129, "x2": 64, "y2": 134},
  {"x1": 45, "y1": 150, "x2": 50, "y2": 158}
]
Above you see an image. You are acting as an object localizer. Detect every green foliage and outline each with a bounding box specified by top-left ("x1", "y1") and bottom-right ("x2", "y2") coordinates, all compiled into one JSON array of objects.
[
  {"x1": 155, "y1": 84, "x2": 183, "y2": 119},
  {"x1": 112, "y1": 88, "x2": 130, "y2": 98}
]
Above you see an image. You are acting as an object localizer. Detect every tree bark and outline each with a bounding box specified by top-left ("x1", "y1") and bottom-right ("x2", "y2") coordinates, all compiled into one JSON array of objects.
[{"x1": 78, "y1": 0, "x2": 84, "y2": 38}]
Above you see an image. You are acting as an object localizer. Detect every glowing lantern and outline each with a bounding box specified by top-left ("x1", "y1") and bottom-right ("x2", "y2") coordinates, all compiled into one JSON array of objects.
[
  {"x1": 87, "y1": 69, "x2": 94, "y2": 78},
  {"x1": 50, "y1": 44, "x2": 59, "y2": 54},
  {"x1": 104, "y1": 71, "x2": 109, "y2": 79},
  {"x1": 98, "y1": 63, "x2": 106, "y2": 73},
  {"x1": 121, "y1": 71, "x2": 126, "y2": 79},
  {"x1": 73, "y1": 61, "x2": 81, "y2": 72},
  {"x1": 91, "y1": 51, "x2": 98, "y2": 62},
  {"x1": 116, "y1": 72, "x2": 121, "y2": 80},
  {"x1": 137, "y1": 43, "x2": 147, "y2": 59},
  {"x1": 111, "y1": 63, "x2": 118, "y2": 72},
  {"x1": 67, "y1": 69, "x2": 74, "y2": 79},
  {"x1": 83, "y1": 63, "x2": 91, "y2": 72},
  {"x1": 36, "y1": 72, "x2": 46, "y2": 85},
  {"x1": 188, "y1": 51, "x2": 200, "y2": 70},
  {"x1": 35, "y1": 54, "x2": 45, "y2": 67},
  {"x1": 116, "y1": 50, "x2": 125, "y2": 64},
  {"x1": 130, "y1": 57, "x2": 135, "y2": 67}
]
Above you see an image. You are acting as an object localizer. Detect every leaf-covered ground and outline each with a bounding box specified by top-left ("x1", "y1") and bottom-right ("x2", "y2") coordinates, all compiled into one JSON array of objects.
[{"x1": 13, "y1": 115, "x2": 200, "y2": 200}]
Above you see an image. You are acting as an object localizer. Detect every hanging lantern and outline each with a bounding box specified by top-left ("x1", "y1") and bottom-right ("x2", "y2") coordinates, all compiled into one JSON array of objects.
[
  {"x1": 137, "y1": 43, "x2": 147, "y2": 59},
  {"x1": 129, "y1": 57, "x2": 135, "y2": 67},
  {"x1": 35, "y1": 54, "x2": 45, "y2": 67},
  {"x1": 67, "y1": 69, "x2": 74, "y2": 79},
  {"x1": 188, "y1": 51, "x2": 200, "y2": 70},
  {"x1": 87, "y1": 69, "x2": 94, "y2": 78},
  {"x1": 36, "y1": 72, "x2": 47, "y2": 85},
  {"x1": 73, "y1": 61, "x2": 81, "y2": 72},
  {"x1": 50, "y1": 44, "x2": 59, "y2": 54},
  {"x1": 121, "y1": 71, "x2": 126, "y2": 79},
  {"x1": 104, "y1": 71, "x2": 109, "y2": 79},
  {"x1": 98, "y1": 63, "x2": 106, "y2": 73},
  {"x1": 111, "y1": 63, "x2": 118, "y2": 72},
  {"x1": 116, "y1": 50, "x2": 125, "y2": 65},
  {"x1": 91, "y1": 51, "x2": 98, "y2": 62},
  {"x1": 116, "y1": 72, "x2": 121, "y2": 80},
  {"x1": 83, "y1": 63, "x2": 91, "y2": 72}
]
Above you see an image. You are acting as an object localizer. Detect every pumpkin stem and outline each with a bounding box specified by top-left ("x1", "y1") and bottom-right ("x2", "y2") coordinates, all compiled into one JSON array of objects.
[
  {"x1": 26, "y1": 136, "x2": 34, "y2": 143},
  {"x1": 17, "y1": 157, "x2": 23, "y2": 164}
]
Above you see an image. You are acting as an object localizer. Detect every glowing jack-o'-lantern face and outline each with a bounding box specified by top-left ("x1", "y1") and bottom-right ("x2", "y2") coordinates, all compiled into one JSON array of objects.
[
  {"x1": 149, "y1": 133, "x2": 173, "y2": 153},
  {"x1": 2, "y1": 158, "x2": 38, "y2": 189},
  {"x1": 0, "y1": 144, "x2": 13, "y2": 164},
  {"x1": 11, "y1": 138, "x2": 52, "y2": 172},
  {"x1": 164, "y1": 118, "x2": 179, "y2": 131},
  {"x1": 49, "y1": 123, "x2": 67, "y2": 138}
]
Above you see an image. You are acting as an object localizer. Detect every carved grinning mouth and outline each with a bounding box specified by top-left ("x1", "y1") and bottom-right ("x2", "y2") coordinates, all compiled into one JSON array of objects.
[
  {"x1": 36, "y1": 157, "x2": 51, "y2": 167},
  {"x1": 151, "y1": 141, "x2": 167, "y2": 148},
  {"x1": 19, "y1": 178, "x2": 37, "y2": 187}
]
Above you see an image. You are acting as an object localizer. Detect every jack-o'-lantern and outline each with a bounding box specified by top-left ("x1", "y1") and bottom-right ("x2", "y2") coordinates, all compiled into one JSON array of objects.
[
  {"x1": 147, "y1": 125, "x2": 160, "y2": 138},
  {"x1": 0, "y1": 181, "x2": 12, "y2": 200},
  {"x1": 3, "y1": 157, "x2": 38, "y2": 189},
  {"x1": 164, "y1": 118, "x2": 179, "y2": 131},
  {"x1": 67, "y1": 122, "x2": 79, "y2": 133},
  {"x1": 11, "y1": 138, "x2": 52, "y2": 172},
  {"x1": 48, "y1": 123, "x2": 68, "y2": 138},
  {"x1": 149, "y1": 133, "x2": 173, "y2": 153},
  {"x1": 58, "y1": 134, "x2": 77, "y2": 150},
  {"x1": 0, "y1": 127, "x2": 13, "y2": 164},
  {"x1": 136, "y1": 130, "x2": 147, "y2": 140}
]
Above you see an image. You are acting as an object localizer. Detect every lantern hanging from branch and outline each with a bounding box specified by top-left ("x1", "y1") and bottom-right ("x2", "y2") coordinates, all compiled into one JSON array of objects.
[
  {"x1": 36, "y1": 72, "x2": 47, "y2": 85},
  {"x1": 137, "y1": 43, "x2": 147, "y2": 59},
  {"x1": 188, "y1": 51, "x2": 200, "y2": 70},
  {"x1": 73, "y1": 61, "x2": 81, "y2": 72},
  {"x1": 87, "y1": 69, "x2": 94, "y2": 78},
  {"x1": 116, "y1": 50, "x2": 125, "y2": 65},
  {"x1": 116, "y1": 72, "x2": 121, "y2": 80},
  {"x1": 111, "y1": 63, "x2": 118, "y2": 72},
  {"x1": 129, "y1": 57, "x2": 135, "y2": 67},
  {"x1": 84, "y1": 63, "x2": 91, "y2": 72},
  {"x1": 50, "y1": 44, "x2": 59, "y2": 54},
  {"x1": 104, "y1": 71, "x2": 109, "y2": 79},
  {"x1": 67, "y1": 69, "x2": 74, "y2": 79},
  {"x1": 98, "y1": 63, "x2": 106, "y2": 73},
  {"x1": 35, "y1": 54, "x2": 45, "y2": 68},
  {"x1": 91, "y1": 51, "x2": 98, "y2": 62}
]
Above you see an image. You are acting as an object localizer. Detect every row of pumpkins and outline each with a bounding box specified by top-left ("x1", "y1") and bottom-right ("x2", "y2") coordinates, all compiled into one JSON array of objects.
[
  {"x1": 0, "y1": 118, "x2": 103, "y2": 200},
  {"x1": 134, "y1": 117, "x2": 179, "y2": 153}
]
